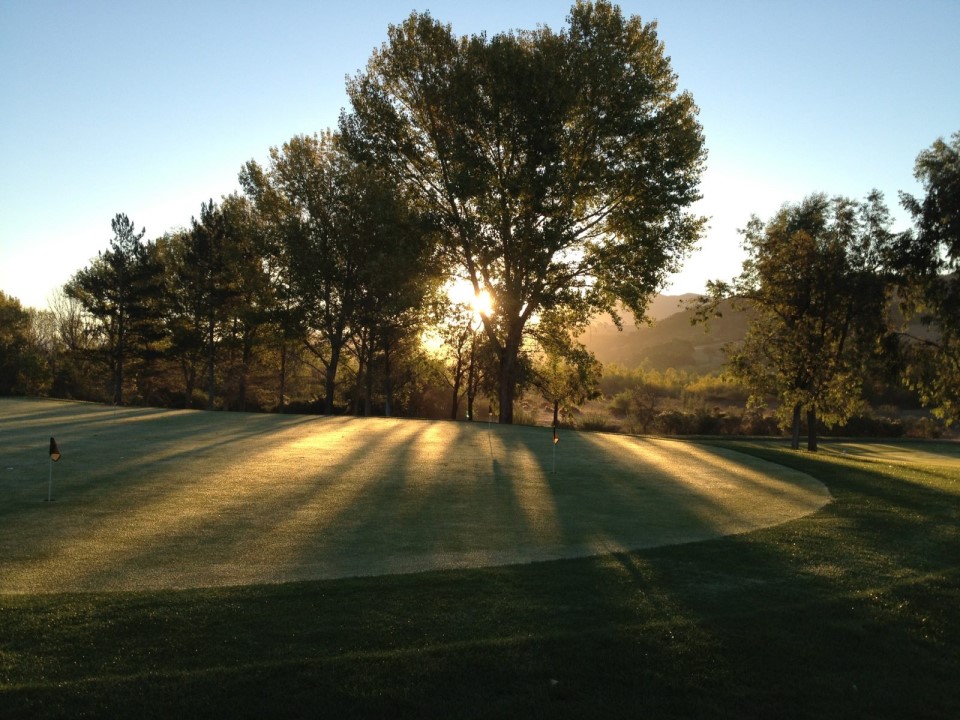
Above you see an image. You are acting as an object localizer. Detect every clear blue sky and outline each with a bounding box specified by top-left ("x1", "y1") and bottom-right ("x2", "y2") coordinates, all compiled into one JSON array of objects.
[{"x1": 2, "y1": 0, "x2": 958, "y2": 310}]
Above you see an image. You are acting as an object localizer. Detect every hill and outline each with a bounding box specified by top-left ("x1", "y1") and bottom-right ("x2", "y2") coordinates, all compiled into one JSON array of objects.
[{"x1": 580, "y1": 294, "x2": 750, "y2": 372}]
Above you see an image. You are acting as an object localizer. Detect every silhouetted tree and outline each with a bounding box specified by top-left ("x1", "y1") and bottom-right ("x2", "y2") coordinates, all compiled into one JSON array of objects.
[
  {"x1": 699, "y1": 193, "x2": 898, "y2": 450},
  {"x1": 66, "y1": 214, "x2": 163, "y2": 404},
  {"x1": 0, "y1": 291, "x2": 49, "y2": 395},
  {"x1": 893, "y1": 131, "x2": 960, "y2": 424},
  {"x1": 343, "y1": 0, "x2": 705, "y2": 423}
]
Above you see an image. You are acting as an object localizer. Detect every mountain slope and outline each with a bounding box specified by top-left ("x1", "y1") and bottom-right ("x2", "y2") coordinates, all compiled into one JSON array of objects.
[{"x1": 580, "y1": 295, "x2": 749, "y2": 372}]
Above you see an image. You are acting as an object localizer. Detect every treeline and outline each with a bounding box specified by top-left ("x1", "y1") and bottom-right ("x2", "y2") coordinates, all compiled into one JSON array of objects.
[
  {"x1": 2, "y1": 2, "x2": 958, "y2": 446},
  {"x1": 4, "y1": 1, "x2": 698, "y2": 423}
]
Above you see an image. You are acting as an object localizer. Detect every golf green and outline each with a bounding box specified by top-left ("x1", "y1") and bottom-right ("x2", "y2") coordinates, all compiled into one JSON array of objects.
[{"x1": 0, "y1": 398, "x2": 830, "y2": 594}]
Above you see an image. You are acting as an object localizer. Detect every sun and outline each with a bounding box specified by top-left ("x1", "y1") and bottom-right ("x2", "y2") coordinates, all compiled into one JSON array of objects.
[
  {"x1": 447, "y1": 278, "x2": 494, "y2": 319},
  {"x1": 471, "y1": 288, "x2": 493, "y2": 317}
]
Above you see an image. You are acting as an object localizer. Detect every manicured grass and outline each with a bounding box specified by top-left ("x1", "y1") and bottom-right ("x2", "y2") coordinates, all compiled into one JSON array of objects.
[
  {"x1": 1, "y1": 400, "x2": 958, "y2": 718},
  {"x1": 0, "y1": 399, "x2": 826, "y2": 593}
]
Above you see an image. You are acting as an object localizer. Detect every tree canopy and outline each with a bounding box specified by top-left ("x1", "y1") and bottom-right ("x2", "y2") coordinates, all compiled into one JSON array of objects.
[
  {"x1": 894, "y1": 131, "x2": 960, "y2": 424},
  {"x1": 699, "y1": 192, "x2": 898, "y2": 450},
  {"x1": 342, "y1": 0, "x2": 705, "y2": 422},
  {"x1": 241, "y1": 132, "x2": 440, "y2": 415},
  {"x1": 66, "y1": 214, "x2": 162, "y2": 405}
]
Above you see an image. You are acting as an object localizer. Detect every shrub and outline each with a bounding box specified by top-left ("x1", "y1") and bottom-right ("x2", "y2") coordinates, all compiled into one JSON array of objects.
[
  {"x1": 903, "y1": 416, "x2": 944, "y2": 439},
  {"x1": 512, "y1": 406, "x2": 539, "y2": 426},
  {"x1": 578, "y1": 413, "x2": 621, "y2": 432},
  {"x1": 682, "y1": 373, "x2": 750, "y2": 406}
]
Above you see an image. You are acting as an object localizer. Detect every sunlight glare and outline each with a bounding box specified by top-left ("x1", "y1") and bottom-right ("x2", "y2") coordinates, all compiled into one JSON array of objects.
[{"x1": 447, "y1": 278, "x2": 494, "y2": 319}]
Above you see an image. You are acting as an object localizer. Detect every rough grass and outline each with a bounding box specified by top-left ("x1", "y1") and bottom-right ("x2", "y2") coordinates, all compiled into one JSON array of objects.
[
  {"x1": 1, "y1": 400, "x2": 958, "y2": 718},
  {"x1": 1, "y1": 398, "x2": 827, "y2": 593}
]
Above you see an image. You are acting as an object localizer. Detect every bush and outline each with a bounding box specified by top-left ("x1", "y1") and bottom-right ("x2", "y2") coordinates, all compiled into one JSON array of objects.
[
  {"x1": 829, "y1": 415, "x2": 905, "y2": 438},
  {"x1": 283, "y1": 398, "x2": 325, "y2": 415},
  {"x1": 578, "y1": 413, "x2": 621, "y2": 432},
  {"x1": 512, "y1": 406, "x2": 539, "y2": 427},
  {"x1": 682, "y1": 373, "x2": 750, "y2": 406},
  {"x1": 903, "y1": 416, "x2": 944, "y2": 439}
]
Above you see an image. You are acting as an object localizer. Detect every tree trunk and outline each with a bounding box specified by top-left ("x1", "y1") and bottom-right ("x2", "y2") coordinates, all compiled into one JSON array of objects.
[
  {"x1": 790, "y1": 403, "x2": 802, "y2": 450},
  {"x1": 323, "y1": 342, "x2": 342, "y2": 416},
  {"x1": 807, "y1": 408, "x2": 818, "y2": 452},
  {"x1": 182, "y1": 361, "x2": 196, "y2": 409},
  {"x1": 552, "y1": 400, "x2": 560, "y2": 427},
  {"x1": 466, "y1": 332, "x2": 477, "y2": 421},
  {"x1": 450, "y1": 356, "x2": 463, "y2": 420},
  {"x1": 205, "y1": 315, "x2": 216, "y2": 411},
  {"x1": 114, "y1": 315, "x2": 125, "y2": 405},
  {"x1": 353, "y1": 350, "x2": 366, "y2": 416},
  {"x1": 498, "y1": 362, "x2": 514, "y2": 423},
  {"x1": 364, "y1": 357, "x2": 374, "y2": 417},
  {"x1": 114, "y1": 350, "x2": 124, "y2": 406},
  {"x1": 383, "y1": 340, "x2": 393, "y2": 418},
  {"x1": 277, "y1": 341, "x2": 287, "y2": 413},
  {"x1": 237, "y1": 330, "x2": 253, "y2": 411},
  {"x1": 496, "y1": 331, "x2": 523, "y2": 424}
]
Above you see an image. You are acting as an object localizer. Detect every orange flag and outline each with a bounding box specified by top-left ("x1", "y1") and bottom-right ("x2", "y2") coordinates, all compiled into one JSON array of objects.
[{"x1": 49, "y1": 437, "x2": 61, "y2": 462}]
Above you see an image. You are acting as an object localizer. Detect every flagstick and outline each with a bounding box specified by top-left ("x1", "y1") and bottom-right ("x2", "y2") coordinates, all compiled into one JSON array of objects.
[
  {"x1": 552, "y1": 439, "x2": 557, "y2": 474},
  {"x1": 487, "y1": 407, "x2": 493, "y2": 459},
  {"x1": 47, "y1": 457, "x2": 54, "y2": 502}
]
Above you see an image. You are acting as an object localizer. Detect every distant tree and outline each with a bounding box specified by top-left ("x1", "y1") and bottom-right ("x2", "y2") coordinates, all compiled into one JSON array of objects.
[
  {"x1": 237, "y1": 162, "x2": 306, "y2": 412},
  {"x1": 155, "y1": 229, "x2": 205, "y2": 407},
  {"x1": 531, "y1": 311, "x2": 602, "y2": 426},
  {"x1": 0, "y1": 291, "x2": 49, "y2": 395},
  {"x1": 342, "y1": 0, "x2": 705, "y2": 423},
  {"x1": 346, "y1": 168, "x2": 441, "y2": 417},
  {"x1": 242, "y1": 133, "x2": 355, "y2": 414},
  {"x1": 893, "y1": 131, "x2": 960, "y2": 424},
  {"x1": 213, "y1": 194, "x2": 273, "y2": 411},
  {"x1": 242, "y1": 132, "x2": 436, "y2": 415},
  {"x1": 435, "y1": 302, "x2": 478, "y2": 420},
  {"x1": 698, "y1": 193, "x2": 897, "y2": 450},
  {"x1": 66, "y1": 214, "x2": 163, "y2": 404},
  {"x1": 47, "y1": 287, "x2": 101, "y2": 399},
  {"x1": 156, "y1": 196, "x2": 269, "y2": 411}
]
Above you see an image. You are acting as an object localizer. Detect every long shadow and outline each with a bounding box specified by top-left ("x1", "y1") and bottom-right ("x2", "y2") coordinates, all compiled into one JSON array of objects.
[
  {"x1": 2, "y1": 435, "x2": 958, "y2": 718},
  {"x1": 287, "y1": 420, "x2": 539, "y2": 576},
  {"x1": 0, "y1": 407, "x2": 393, "y2": 592}
]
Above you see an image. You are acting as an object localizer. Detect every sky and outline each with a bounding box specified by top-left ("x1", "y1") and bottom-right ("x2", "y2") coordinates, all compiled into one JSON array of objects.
[{"x1": 2, "y1": 0, "x2": 958, "y2": 310}]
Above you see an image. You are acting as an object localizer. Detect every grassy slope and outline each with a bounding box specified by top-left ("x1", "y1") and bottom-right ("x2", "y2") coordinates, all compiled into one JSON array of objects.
[{"x1": 1, "y1": 405, "x2": 958, "y2": 718}]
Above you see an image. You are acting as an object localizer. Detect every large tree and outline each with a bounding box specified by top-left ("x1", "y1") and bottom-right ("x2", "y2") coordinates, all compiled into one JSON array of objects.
[
  {"x1": 699, "y1": 193, "x2": 897, "y2": 450},
  {"x1": 894, "y1": 131, "x2": 960, "y2": 423},
  {"x1": 342, "y1": 0, "x2": 705, "y2": 423},
  {"x1": 157, "y1": 196, "x2": 267, "y2": 410},
  {"x1": 241, "y1": 132, "x2": 436, "y2": 415},
  {"x1": 0, "y1": 291, "x2": 49, "y2": 395},
  {"x1": 66, "y1": 214, "x2": 163, "y2": 405}
]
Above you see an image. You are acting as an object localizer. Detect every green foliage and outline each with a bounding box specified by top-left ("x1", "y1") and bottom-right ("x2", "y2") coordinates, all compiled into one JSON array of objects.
[
  {"x1": 242, "y1": 133, "x2": 439, "y2": 416},
  {"x1": 576, "y1": 412, "x2": 620, "y2": 432},
  {"x1": 0, "y1": 291, "x2": 49, "y2": 395},
  {"x1": 894, "y1": 130, "x2": 960, "y2": 424},
  {"x1": 599, "y1": 364, "x2": 697, "y2": 399},
  {"x1": 65, "y1": 213, "x2": 165, "y2": 404},
  {"x1": 699, "y1": 192, "x2": 900, "y2": 449},
  {"x1": 531, "y1": 310, "x2": 603, "y2": 425},
  {"x1": 343, "y1": 0, "x2": 706, "y2": 422}
]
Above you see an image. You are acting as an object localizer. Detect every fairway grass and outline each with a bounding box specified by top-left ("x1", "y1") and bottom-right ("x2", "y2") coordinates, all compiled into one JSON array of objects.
[
  {"x1": 1, "y1": 398, "x2": 829, "y2": 593},
  {"x1": 2, "y1": 400, "x2": 959, "y2": 718}
]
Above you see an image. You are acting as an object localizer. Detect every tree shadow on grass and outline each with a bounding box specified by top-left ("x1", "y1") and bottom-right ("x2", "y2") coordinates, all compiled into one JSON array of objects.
[{"x1": 1, "y1": 440, "x2": 958, "y2": 719}]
